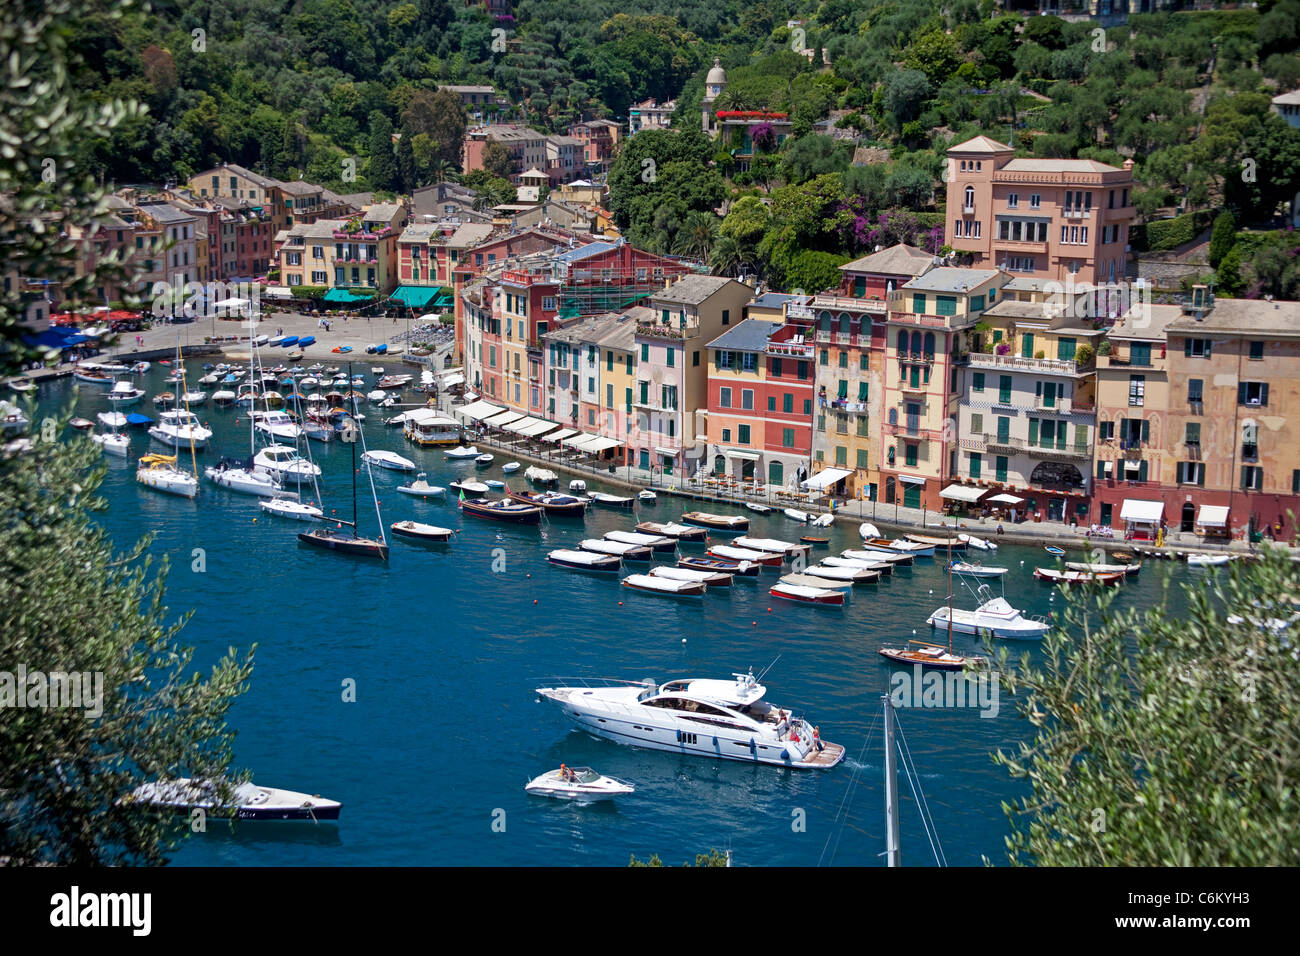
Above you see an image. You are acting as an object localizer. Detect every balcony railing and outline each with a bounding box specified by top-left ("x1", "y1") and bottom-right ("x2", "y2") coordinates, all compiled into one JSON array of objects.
[
  {"x1": 786, "y1": 304, "x2": 815, "y2": 320},
  {"x1": 635, "y1": 322, "x2": 688, "y2": 340},
  {"x1": 967, "y1": 352, "x2": 1079, "y2": 375},
  {"x1": 888, "y1": 312, "x2": 955, "y2": 329},
  {"x1": 810, "y1": 294, "x2": 887, "y2": 313},
  {"x1": 766, "y1": 341, "x2": 814, "y2": 358},
  {"x1": 883, "y1": 423, "x2": 942, "y2": 441}
]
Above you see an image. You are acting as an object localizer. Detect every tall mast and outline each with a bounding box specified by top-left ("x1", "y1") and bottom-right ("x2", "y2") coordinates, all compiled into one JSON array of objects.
[
  {"x1": 883, "y1": 693, "x2": 901, "y2": 867},
  {"x1": 947, "y1": 537, "x2": 954, "y2": 652}
]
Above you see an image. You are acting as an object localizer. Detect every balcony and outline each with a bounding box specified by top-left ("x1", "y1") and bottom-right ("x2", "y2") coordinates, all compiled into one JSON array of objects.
[
  {"x1": 888, "y1": 312, "x2": 958, "y2": 329},
  {"x1": 811, "y1": 294, "x2": 887, "y2": 314},
  {"x1": 962, "y1": 205, "x2": 975, "y2": 214},
  {"x1": 635, "y1": 322, "x2": 688, "y2": 340},
  {"x1": 967, "y1": 351, "x2": 1081, "y2": 375},
  {"x1": 502, "y1": 269, "x2": 549, "y2": 287},
  {"x1": 766, "y1": 340, "x2": 814, "y2": 359},
  {"x1": 883, "y1": 423, "x2": 943, "y2": 442},
  {"x1": 786, "y1": 304, "x2": 815, "y2": 320},
  {"x1": 959, "y1": 435, "x2": 987, "y2": 452},
  {"x1": 900, "y1": 351, "x2": 934, "y2": 366},
  {"x1": 819, "y1": 398, "x2": 868, "y2": 414},
  {"x1": 1063, "y1": 209, "x2": 1092, "y2": 220}
]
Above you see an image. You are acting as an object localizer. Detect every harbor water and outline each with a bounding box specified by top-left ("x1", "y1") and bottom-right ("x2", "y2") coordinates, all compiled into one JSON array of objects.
[{"x1": 34, "y1": 362, "x2": 1193, "y2": 866}]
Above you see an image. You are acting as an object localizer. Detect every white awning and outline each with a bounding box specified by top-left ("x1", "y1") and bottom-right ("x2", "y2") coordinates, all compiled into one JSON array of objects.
[
  {"x1": 263, "y1": 286, "x2": 293, "y2": 299},
  {"x1": 654, "y1": 446, "x2": 678, "y2": 456},
  {"x1": 1100, "y1": 460, "x2": 1114, "y2": 475},
  {"x1": 723, "y1": 448, "x2": 760, "y2": 462},
  {"x1": 456, "y1": 399, "x2": 504, "y2": 421},
  {"x1": 213, "y1": 297, "x2": 251, "y2": 308},
  {"x1": 1123, "y1": 459, "x2": 1142, "y2": 472},
  {"x1": 804, "y1": 467, "x2": 852, "y2": 490},
  {"x1": 482, "y1": 410, "x2": 524, "y2": 427},
  {"x1": 542, "y1": 428, "x2": 578, "y2": 443},
  {"x1": 583, "y1": 436, "x2": 623, "y2": 452},
  {"x1": 441, "y1": 372, "x2": 465, "y2": 387},
  {"x1": 517, "y1": 419, "x2": 559, "y2": 438},
  {"x1": 1197, "y1": 504, "x2": 1230, "y2": 528},
  {"x1": 897, "y1": 474, "x2": 926, "y2": 486},
  {"x1": 987, "y1": 492, "x2": 1023, "y2": 504},
  {"x1": 503, "y1": 416, "x2": 544, "y2": 434},
  {"x1": 561, "y1": 433, "x2": 597, "y2": 450},
  {"x1": 1121, "y1": 498, "x2": 1164, "y2": 523},
  {"x1": 940, "y1": 484, "x2": 985, "y2": 502},
  {"x1": 405, "y1": 409, "x2": 458, "y2": 426}
]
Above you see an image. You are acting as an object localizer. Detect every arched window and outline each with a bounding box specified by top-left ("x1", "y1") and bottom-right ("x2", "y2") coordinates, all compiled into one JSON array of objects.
[
  {"x1": 897, "y1": 331, "x2": 907, "y2": 354},
  {"x1": 819, "y1": 311, "x2": 832, "y2": 331},
  {"x1": 923, "y1": 332, "x2": 935, "y2": 358},
  {"x1": 768, "y1": 460, "x2": 783, "y2": 486},
  {"x1": 888, "y1": 407, "x2": 898, "y2": 426},
  {"x1": 910, "y1": 331, "x2": 922, "y2": 355},
  {"x1": 713, "y1": 454, "x2": 726, "y2": 475},
  {"x1": 964, "y1": 185, "x2": 974, "y2": 209},
  {"x1": 838, "y1": 313, "x2": 850, "y2": 336}
]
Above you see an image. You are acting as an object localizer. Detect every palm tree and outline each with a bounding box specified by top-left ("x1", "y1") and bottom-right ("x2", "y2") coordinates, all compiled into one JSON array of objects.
[
  {"x1": 427, "y1": 158, "x2": 453, "y2": 184},
  {"x1": 673, "y1": 212, "x2": 718, "y2": 261}
]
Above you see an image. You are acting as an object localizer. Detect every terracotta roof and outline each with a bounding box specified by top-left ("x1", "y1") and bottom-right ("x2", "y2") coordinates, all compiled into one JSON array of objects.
[{"x1": 840, "y1": 243, "x2": 935, "y2": 278}]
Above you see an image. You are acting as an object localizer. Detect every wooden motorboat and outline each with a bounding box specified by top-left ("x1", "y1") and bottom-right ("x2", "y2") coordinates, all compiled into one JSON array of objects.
[
  {"x1": 1033, "y1": 567, "x2": 1125, "y2": 586},
  {"x1": 390, "y1": 521, "x2": 456, "y2": 542},
  {"x1": 622, "y1": 573, "x2": 705, "y2": 597},
  {"x1": 459, "y1": 496, "x2": 542, "y2": 524},
  {"x1": 905, "y1": 533, "x2": 965, "y2": 550},
  {"x1": 636, "y1": 521, "x2": 708, "y2": 543},
  {"x1": 678, "y1": 555, "x2": 760, "y2": 577},
  {"x1": 579, "y1": 538, "x2": 652, "y2": 562},
  {"x1": 958, "y1": 533, "x2": 997, "y2": 552},
  {"x1": 681, "y1": 511, "x2": 749, "y2": 533},
  {"x1": 800, "y1": 535, "x2": 830, "y2": 546},
  {"x1": 708, "y1": 544, "x2": 783, "y2": 568},
  {"x1": 507, "y1": 488, "x2": 588, "y2": 516},
  {"x1": 860, "y1": 537, "x2": 934, "y2": 557},
  {"x1": 152, "y1": 391, "x2": 176, "y2": 407},
  {"x1": 547, "y1": 549, "x2": 622, "y2": 573},
  {"x1": 1044, "y1": 546, "x2": 1066, "y2": 557},
  {"x1": 769, "y1": 582, "x2": 845, "y2": 606},
  {"x1": 877, "y1": 641, "x2": 988, "y2": 671},
  {"x1": 605, "y1": 530, "x2": 676, "y2": 553},
  {"x1": 650, "y1": 565, "x2": 732, "y2": 587},
  {"x1": 68, "y1": 417, "x2": 94, "y2": 432}
]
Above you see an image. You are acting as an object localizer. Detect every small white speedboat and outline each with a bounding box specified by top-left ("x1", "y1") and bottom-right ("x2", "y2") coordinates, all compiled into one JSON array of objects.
[
  {"x1": 525, "y1": 767, "x2": 634, "y2": 802},
  {"x1": 362, "y1": 449, "x2": 416, "y2": 472},
  {"x1": 637, "y1": 490, "x2": 657, "y2": 503},
  {"x1": 569, "y1": 479, "x2": 586, "y2": 492},
  {"x1": 859, "y1": 522, "x2": 883, "y2": 540},
  {"x1": 259, "y1": 498, "x2": 323, "y2": 521},
  {"x1": 746, "y1": 502, "x2": 772, "y2": 514},
  {"x1": 8, "y1": 379, "x2": 35, "y2": 394},
  {"x1": 810, "y1": 513, "x2": 834, "y2": 528},
  {"x1": 958, "y1": 533, "x2": 996, "y2": 552},
  {"x1": 206, "y1": 461, "x2": 282, "y2": 497},
  {"x1": 503, "y1": 462, "x2": 521, "y2": 474},
  {"x1": 106, "y1": 381, "x2": 146, "y2": 405},
  {"x1": 475, "y1": 453, "x2": 495, "y2": 466},
  {"x1": 93, "y1": 432, "x2": 130, "y2": 457},
  {"x1": 396, "y1": 473, "x2": 446, "y2": 498},
  {"x1": 449, "y1": 479, "x2": 489, "y2": 495},
  {"x1": 182, "y1": 390, "x2": 208, "y2": 406},
  {"x1": 391, "y1": 520, "x2": 455, "y2": 542},
  {"x1": 484, "y1": 479, "x2": 505, "y2": 490},
  {"x1": 1187, "y1": 553, "x2": 1231, "y2": 567},
  {"x1": 443, "y1": 445, "x2": 479, "y2": 460},
  {"x1": 783, "y1": 508, "x2": 811, "y2": 523}
]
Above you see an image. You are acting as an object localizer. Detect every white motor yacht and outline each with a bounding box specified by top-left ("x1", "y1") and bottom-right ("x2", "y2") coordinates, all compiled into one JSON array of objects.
[
  {"x1": 443, "y1": 445, "x2": 479, "y2": 460},
  {"x1": 205, "y1": 457, "x2": 284, "y2": 497},
  {"x1": 149, "y1": 409, "x2": 212, "y2": 449},
  {"x1": 127, "y1": 777, "x2": 340, "y2": 821},
  {"x1": 254, "y1": 444, "x2": 322, "y2": 484},
  {"x1": 260, "y1": 498, "x2": 323, "y2": 521},
  {"x1": 926, "y1": 585, "x2": 1050, "y2": 640},
  {"x1": 106, "y1": 381, "x2": 145, "y2": 405},
  {"x1": 362, "y1": 449, "x2": 416, "y2": 472},
  {"x1": 253, "y1": 409, "x2": 302, "y2": 443},
  {"x1": 524, "y1": 767, "x2": 634, "y2": 802},
  {"x1": 536, "y1": 671, "x2": 844, "y2": 769}
]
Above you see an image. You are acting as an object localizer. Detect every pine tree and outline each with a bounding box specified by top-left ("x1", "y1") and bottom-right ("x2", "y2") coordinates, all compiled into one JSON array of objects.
[{"x1": 366, "y1": 112, "x2": 399, "y2": 192}]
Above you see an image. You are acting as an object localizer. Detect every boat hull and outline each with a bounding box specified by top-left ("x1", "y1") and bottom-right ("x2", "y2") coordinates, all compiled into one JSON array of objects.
[
  {"x1": 460, "y1": 499, "x2": 542, "y2": 524},
  {"x1": 297, "y1": 529, "x2": 388, "y2": 559}
]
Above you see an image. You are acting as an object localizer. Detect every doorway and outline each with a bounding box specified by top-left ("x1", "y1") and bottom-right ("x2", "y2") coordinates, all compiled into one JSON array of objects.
[{"x1": 1180, "y1": 501, "x2": 1195, "y2": 533}]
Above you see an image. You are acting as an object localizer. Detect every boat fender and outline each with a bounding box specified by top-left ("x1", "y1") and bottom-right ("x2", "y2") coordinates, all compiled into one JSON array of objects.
[
  {"x1": 780, "y1": 750, "x2": 790, "y2": 761},
  {"x1": 712, "y1": 736, "x2": 718, "y2": 748},
  {"x1": 749, "y1": 738, "x2": 757, "y2": 755}
]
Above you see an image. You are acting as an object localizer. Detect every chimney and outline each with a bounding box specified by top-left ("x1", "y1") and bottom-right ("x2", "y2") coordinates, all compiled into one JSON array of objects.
[{"x1": 1123, "y1": 159, "x2": 1135, "y2": 171}]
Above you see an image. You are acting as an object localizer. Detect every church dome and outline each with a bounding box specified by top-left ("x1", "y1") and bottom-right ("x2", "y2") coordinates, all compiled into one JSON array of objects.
[{"x1": 706, "y1": 58, "x2": 726, "y2": 87}]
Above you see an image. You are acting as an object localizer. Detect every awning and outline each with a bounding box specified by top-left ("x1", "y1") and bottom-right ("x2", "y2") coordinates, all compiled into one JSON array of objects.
[
  {"x1": 1100, "y1": 461, "x2": 1114, "y2": 475},
  {"x1": 263, "y1": 286, "x2": 293, "y2": 299},
  {"x1": 940, "y1": 484, "x2": 985, "y2": 503},
  {"x1": 212, "y1": 297, "x2": 251, "y2": 308},
  {"x1": 482, "y1": 410, "x2": 524, "y2": 427},
  {"x1": 504, "y1": 416, "x2": 544, "y2": 434},
  {"x1": 456, "y1": 399, "x2": 505, "y2": 421},
  {"x1": 1121, "y1": 498, "x2": 1164, "y2": 523},
  {"x1": 543, "y1": 428, "x2": 579, "y2": 443},
  {"x1": 583, "y1": 436, "x2": 622, "y2": 452},
  {"x1": 405, "y1": 409, "x2": 458, "y2": 426},
  {"x1": 988, "y1": 492, "x2": 1023, "y2": 504},
  {"x1": 1123, "y1": 459, "x2": 1142, "y2": 472},
  {"x1": 897, "y1": 474, "x2": 926, "y2": 486},
  {"x1": 654, "y1": 446, "x2": 678, "y2": 456},
  {"x1": 562, "y1": 433, "x2": 599, "y2": 450},
  {"x1": 1197, "y1": 504, "x2": 1230, "y2": 528},
  {"x1": 517, "y1": 419, "x2": 560, "y2": 438},
  {"x1": 441, "y1": 372, "x2": 465, "y2": 387},
  {"x1": 390, "y1": 286, "x2": 442, "y2": 308},
  {"x1": 723, "y1": 448, "x2": 760, "y2": 461},
  {"x1": 804, "y1": 467, "x2": 852, "y2": 490},
  {"x1": 323, "y1": 288, "x2": 375, "y2": 304}
]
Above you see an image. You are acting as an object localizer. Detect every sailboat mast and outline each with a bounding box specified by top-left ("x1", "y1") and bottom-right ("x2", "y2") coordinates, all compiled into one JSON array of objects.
[
  {"x1": 947, "y1": 538, "x2": 954, "y2": 652},
  {"x1": 883, "y1": 693, "x2": 901, "y2": 867}
]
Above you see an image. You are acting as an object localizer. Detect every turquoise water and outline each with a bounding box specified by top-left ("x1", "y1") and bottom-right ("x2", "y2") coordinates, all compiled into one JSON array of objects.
[{"x1": 36, "y1": 362, "x2": 1191, "y2": 866}]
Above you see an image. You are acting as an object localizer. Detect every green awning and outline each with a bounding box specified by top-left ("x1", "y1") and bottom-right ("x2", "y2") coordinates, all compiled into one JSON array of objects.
[
  {"x1": 390, "y1": 286, "x2": 442, "y2": 308},
  {"x1": 323, "y1": 288, "x2": 374, "y2": 304}
]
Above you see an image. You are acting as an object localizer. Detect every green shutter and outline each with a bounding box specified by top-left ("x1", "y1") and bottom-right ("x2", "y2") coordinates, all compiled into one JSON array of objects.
[
  {"x1": 1028, "y1": 419, "x2": 1039, "y2": 445},
  {"x1": 912, "y1": 293, "x2": 926, "y2": 314},
  {"x1": 972, "y1": 372, "x2": 985, "y2": 392},
  {"x1": 1141, "y1": 419, "x2": 1150, "y2": 442},
  {"x1": 970, "y1": 453, "x2": 981, "y2": 478},
  {"x1": 1021, "y1": 332, "x2": 1034, "y2": 358}
]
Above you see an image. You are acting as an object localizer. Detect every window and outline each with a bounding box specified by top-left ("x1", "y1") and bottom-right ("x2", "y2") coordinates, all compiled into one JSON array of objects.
[
  {"x1": 1188, "y1": 379, "x2": 1203, "y2": 403},
  {"x1": 1184, "y1": 422, "x2": 1201, "y2": 446},
  {"x1": 857, "y1": 449, "x2": 869, "y2": 469},
  {"x1": 1029, "y1": 194, "x2": 1041, "y2": 209},
  {"x1": 1242, "y1": 422, "x2": 1259, "y2": 461},
  {"x1": 970, "y1": 452, "x2": 982, "y2": 478},
  {"x1": 1007, "y1": 193, "x2": 1019, "y2": 208},
  {"x1": 1057, "y1": 337, "x2": 1077, "y2": 362},
  {"x1": 998, "y1": 375, "x2": 1012, "y2": 404},
  {"x1": 835, "y1": 445, "x2": 848, "y2": 466},
  {"x1": 666, "y1": 348, "x2": 674, "y2": 368},
  {"x1": 820, "y1": 349, "x2": 828, "y2": 366},
  {"x1": 606, "y1": 351, "x2": 614, "y2": 372},
  {"x1": 935, "y1": 296, "x2": 957, "y2": 317},
  {"x1": 1241, "y1": 465, "x2": 1263, "y2": 491},
  {"x1": 817, "y1": 414, "x2": 825, "y2": 432},
  {"x1": 641, "y1": 344, "x2": 649, "y2": 362},
  {"x1": 972, "y1": 372, "x2": 985, "y2": 393},
  {"x1": 768, "y1": 395, "x2": 776, "y2": 412},
  {"x1": 995, "y1": 456, "x2": 1008, "y2": 482},
  {"x1": 771, "y1": 358, "x2": 783, "y2": 378},
  {"x1": 904, "y1": 444, "x2": 917, "y2": 467},
  {"x1": 970, "y1": 413, "x2": 983, "y2": 435},
  {"x1": 782, "y1": 428, "x2": 794, "y2": 448},
  {"x1": 1129, "y1": 375, "x2": 1145, "y2": 407},
  {"x1": 1130, "y1": 343, "x2": 1152, "y2": 366},
  {"x1": 738, "y1": 424, "x2": 750, "y2": 444},
  {"x1": 1177, "y1": 462, "x2": 1205, "y2": 486},
  {"x1": 797, "y1": 361, "x2": 809, "y2": 380},
  {"x1": 1238, "y1": 382, "x2": 1269, "y2": 407},
  {"x1": 693, "y1": 351, "x2": 700, "y2": 367},
  {"x1": 1184, "y1": 338, "x2": 1212, "y2": 358},
  {"x1": 1249, "y1": 341, "x2": 1264, "y2": 361},
  {"x1": 839, "y1": 351, "x2": 848, "y2": 368},
  {"x1": 783, "y1": 393, "x2": 793, "y2": 413},
  {"x1": 721, "y1": 428, "x2": 731, "y2": 443},
  {"x1": 721, "y1": 309, "x2": 730, "y2": 326},
  {"x1": 912, "y1": 293, "x2": 926, "y2": 314}
]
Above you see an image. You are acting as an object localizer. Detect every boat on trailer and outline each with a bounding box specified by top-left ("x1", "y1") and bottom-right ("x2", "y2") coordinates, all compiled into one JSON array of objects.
[{"x1": 535, "y1": 671, "x2": 844, "y2": 769}]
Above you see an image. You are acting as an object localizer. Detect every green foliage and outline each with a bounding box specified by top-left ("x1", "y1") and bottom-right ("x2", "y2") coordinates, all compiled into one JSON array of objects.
[
  {"x1": 629, "y1": 848, "x2": 729, "y2": 866},
  {"x1": 1216, "y1": 245, "x2": 1246, "y2": 296},
  {"x1": 993, "y1": 548, "x2": 1300, "y2": 866},
  {"x1": 1073, "y1": 343, "x2": 1094, "y2": 367},
  {"x1": 607, "y1": 129, "x2": 723, "y2": 253},
  {"x1": 1208, "y1": 211, "x2": 1237, "y2": 270},
  {"x1": 1132, "y1": 212, "x2": 1210, "y2": 253}
]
